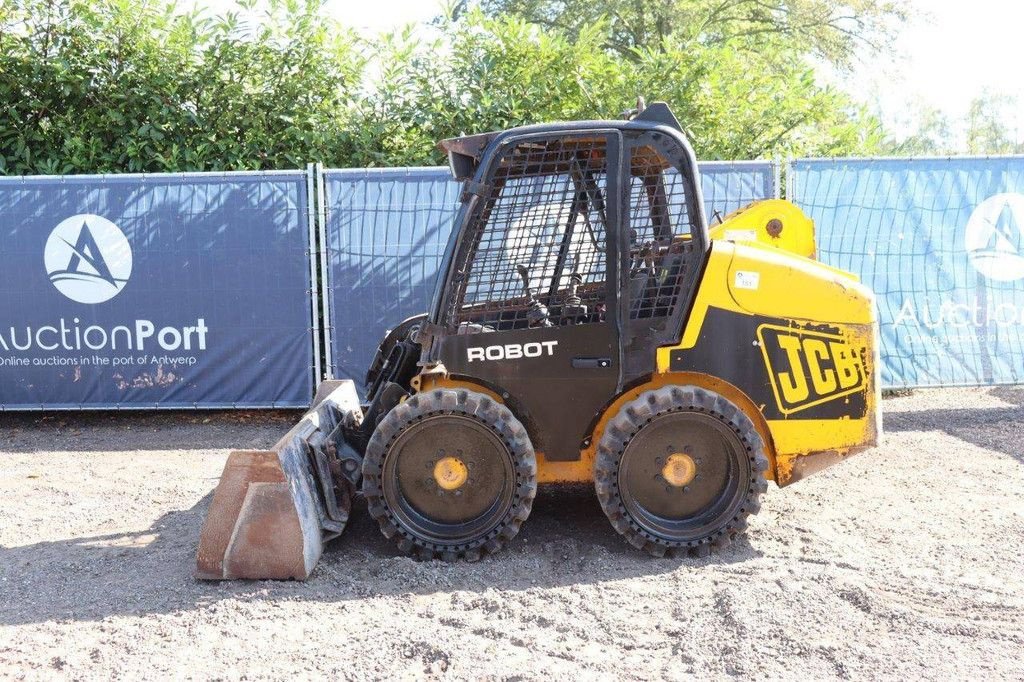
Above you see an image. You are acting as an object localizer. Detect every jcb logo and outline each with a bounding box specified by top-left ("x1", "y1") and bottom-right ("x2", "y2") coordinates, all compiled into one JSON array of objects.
[{"x1": 757, "y1": 324, "x2": 865, "y2": 414}]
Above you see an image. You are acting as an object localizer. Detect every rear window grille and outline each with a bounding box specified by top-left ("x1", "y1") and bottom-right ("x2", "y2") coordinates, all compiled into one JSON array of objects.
[
  {"x1": 628, "y1": 145, "x2": 695, "y2": 320},
  {"x1": 449, "y1": 137, "x2": 610, "y2": 331}
]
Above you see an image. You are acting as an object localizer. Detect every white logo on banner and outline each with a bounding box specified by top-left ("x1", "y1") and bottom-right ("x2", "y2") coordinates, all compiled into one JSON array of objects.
[
  {"x1": 44, "y1": 214, "x2": 132, "y2": 304},
  {"x1": 965, "y1": 193, "x2": 1024, "y2": 282}
]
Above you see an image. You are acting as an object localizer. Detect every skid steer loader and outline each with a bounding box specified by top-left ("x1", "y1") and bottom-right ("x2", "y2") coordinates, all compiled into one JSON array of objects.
[{"x1": 197, "y1": 102, "x2": 879, "y2": 580}]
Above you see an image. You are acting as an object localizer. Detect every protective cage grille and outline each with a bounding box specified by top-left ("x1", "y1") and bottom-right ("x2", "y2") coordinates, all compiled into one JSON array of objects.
[
  {"x1": 626, "y1": 143, "x2": 697, "y2": 321},
  {"x1": 447, "y1": 135, "x2": 611, "y2": 331}
]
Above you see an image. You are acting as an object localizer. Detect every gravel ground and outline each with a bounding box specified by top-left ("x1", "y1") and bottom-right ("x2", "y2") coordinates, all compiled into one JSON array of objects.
[{"x1": 1, "y1": 387, "x2": 1023, "y2": 680}]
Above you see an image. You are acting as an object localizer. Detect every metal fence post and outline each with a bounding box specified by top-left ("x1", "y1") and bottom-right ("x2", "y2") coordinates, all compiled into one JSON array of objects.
[
  {"x1": 315, "y1": 163, "x2": 334, "y2": 380},
  {"x1": 785, "y1": 158, "x2": 796, "y2": 202},
  {"x1": 305, "y1": 163, "x2": 323, "y2": 387}
]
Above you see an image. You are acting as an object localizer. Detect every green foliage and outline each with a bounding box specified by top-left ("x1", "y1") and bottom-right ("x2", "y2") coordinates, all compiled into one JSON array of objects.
[
  {"x1": 882, "y1": 100, "x2": 953, "y2": 156},
  {"x1": 965, "y1": 92, "x2": 1024, "y2": 155},
  {"x1": 629, "y1": 35, "x2": 887, "y2": 159},
  {"x1": 473, "y1": 0, "x2": 906, "y2": 66},
  {"x1": 0, "y1": 0, "x2": 362, "y2": 174},
  {"x1": 883, "y1": 92, "x2": 1023, "y2": 156},
  {"x1": 348, "y1": 13, "x2": 630, "y2": 166},
  {"x1": 1, "y1": 0, "x2": 891, "y2": 175},
  {"x1": 349, "y1": 8, "x2": 888, "y2": 164}
]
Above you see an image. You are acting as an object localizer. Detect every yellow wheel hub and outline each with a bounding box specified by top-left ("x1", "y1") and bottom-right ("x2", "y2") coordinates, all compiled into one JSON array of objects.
[
  {"x1": 433, "y1": 456, "x2": 469, "y2": 491},
  {"x1": 662, "y1": 453, "x2": 697, "y2": 488}
]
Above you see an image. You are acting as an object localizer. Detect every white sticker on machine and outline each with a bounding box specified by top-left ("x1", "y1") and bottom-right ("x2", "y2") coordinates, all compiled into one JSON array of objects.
[
  {"x1": 725, "y1": 229, "x2": 757, "y2": 243},
  {"x1": 734, "y1": 270, "x2": 760, "y2": 290}
]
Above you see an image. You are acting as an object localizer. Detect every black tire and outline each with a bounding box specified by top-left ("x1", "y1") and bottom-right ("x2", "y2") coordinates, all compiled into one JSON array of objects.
[
  {"x1": 594, "y1": 385, "x2": 769, "y2": 557},
  {"x1": 362, "y1": 388, "x2": 537, "y2": 561}
]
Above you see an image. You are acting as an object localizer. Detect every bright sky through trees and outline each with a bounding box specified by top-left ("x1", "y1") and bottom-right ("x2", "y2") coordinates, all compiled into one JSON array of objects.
[
  {"x1": 834, "y1": 0, "x2": 1022, "y2": 142},
  {"x1": 323, "y1": 0, "x2": 1022, "y2": 145}
]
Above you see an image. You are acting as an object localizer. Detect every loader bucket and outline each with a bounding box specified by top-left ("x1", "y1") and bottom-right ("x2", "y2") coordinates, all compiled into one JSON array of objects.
[{"x1": 196, "y1": 380, "x2": 364, "y2": 580}]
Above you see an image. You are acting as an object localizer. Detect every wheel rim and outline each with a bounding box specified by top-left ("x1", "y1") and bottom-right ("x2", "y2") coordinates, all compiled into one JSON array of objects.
[
  {"x1": 382, "y1": 414, "x2": 515, "y2": 545},
  {"x1": 617, "y1": 411, "x2": 750, "y2": 542}
]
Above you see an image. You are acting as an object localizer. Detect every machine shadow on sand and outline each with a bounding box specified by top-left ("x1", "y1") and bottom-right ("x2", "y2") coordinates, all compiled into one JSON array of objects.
[{"x1": 883, "y1": 386, "x2": 1024, "y2": 463}]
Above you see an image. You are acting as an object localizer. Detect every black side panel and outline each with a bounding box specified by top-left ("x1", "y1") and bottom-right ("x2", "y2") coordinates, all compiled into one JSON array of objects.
[
  {"x1": 428, "y1": 130, "x2": 625, "y2": 462},
  {"x1": 436, "y1": 324, "x2": 618, "y2": 460},
  {"x1": 669, "y1": 306, "x2": 869, "y2": 421}
]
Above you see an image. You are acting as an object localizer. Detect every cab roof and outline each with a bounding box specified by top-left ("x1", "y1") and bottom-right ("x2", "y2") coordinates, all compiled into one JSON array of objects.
[{"x1": 438, "y1": 102, "x2": 686, "y2": 181}]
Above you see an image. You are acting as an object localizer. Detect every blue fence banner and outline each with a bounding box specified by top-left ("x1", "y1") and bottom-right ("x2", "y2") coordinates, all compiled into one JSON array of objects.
[
  {"x1": 323, "y1": 162, "x2": 777, "y2": 389},
  {"x1": 790, "y1": 157, "x2": 1024, "y2": 388},
  {"x1": 0, "y1": 171, "x2": 315, "y2": 408}
]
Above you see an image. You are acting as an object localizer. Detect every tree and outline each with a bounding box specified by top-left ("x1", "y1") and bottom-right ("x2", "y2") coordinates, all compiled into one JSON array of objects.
[
  {"x1": 965, "y1": 91, "x2": 1023, "y2": 155},
  {"x1": 881, "y1": 92, "x2": 1023, "y2": 156},
  {"x1": 1, "y1": 0, "x2": 892, "y2": 175},
  {"x1": 0, "y1": 0, "x2": 363, "y2": 174},
  {"x1": 473, "y1": 0, "x2": 905, "y2": 65},
  {"x1": 882, "y1": 100, "x2": 955, "y2": 156},
  {"x1": 347, "y1": 9, "x2": 887, "y2": 165}
]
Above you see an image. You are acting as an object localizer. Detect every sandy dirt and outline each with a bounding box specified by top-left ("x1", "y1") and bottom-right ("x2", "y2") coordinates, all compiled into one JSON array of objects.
[{"x1": 1, "y1": 388, "x2": 1023, "y2": 680}]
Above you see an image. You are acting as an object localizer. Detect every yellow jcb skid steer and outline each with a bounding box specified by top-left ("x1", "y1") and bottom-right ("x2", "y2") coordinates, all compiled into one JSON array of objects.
[{"x1": 197, "y1": 102, "x2": 879, "y2": 580}]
